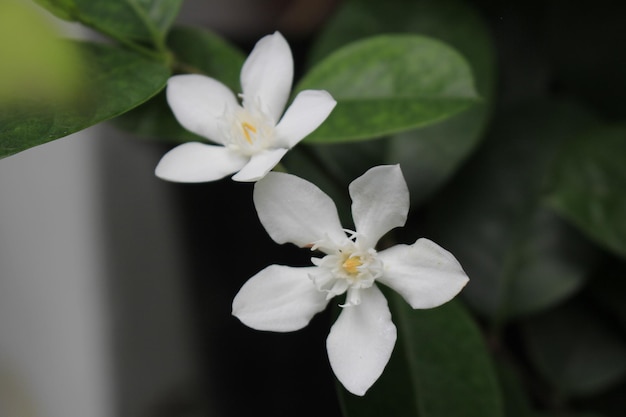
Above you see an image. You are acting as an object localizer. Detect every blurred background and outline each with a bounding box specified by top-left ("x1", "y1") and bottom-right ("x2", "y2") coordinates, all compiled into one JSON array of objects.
[
  {"x1": 1, "y1": 0, "x2": 625, "y2": 416},
  {"x1": 0, "y1": 1, "x2": 341, "y2": 416}
]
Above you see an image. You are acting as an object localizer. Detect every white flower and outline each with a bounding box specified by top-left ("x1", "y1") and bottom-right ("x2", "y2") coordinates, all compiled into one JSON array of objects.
[
  {"x1": 155, "y1": 31, "x2": 336, "y2": 183},
  {"x1": 232, "y1": 165, "x2": 469, "y2": 396}
]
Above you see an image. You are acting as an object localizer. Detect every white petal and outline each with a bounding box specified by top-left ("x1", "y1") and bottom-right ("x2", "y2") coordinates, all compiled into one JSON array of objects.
[
  {"x1": 231, "y1": 148, "x2": 288, "y2": 182},
  {"x1": 155, "y1": 142, "x2": 248, "y2": 183},
  {"x1": 166, "y1": 74, "x2": 238, "y2": 144},
  {"x1": 274, "y1": 90, "x2": 337, "y2": 148},
  {"x1": 253, "y1": 172, "x2": 346, "y2": 248},
  {"x1": 350, "y1": 165, "x2": 409, "y2": 249},
  {"x1": 232, "y1": 265, "x2": 329, "y2": 332},
  {"x1": 326, "y1": 285, "x2": 397, "y2": 396},
  {"x1": 377, "y1": 238, "x2": 469, "y2": 309},
  {"x1": 240, "y1": 31, "x2": 293, "y2": 124}
]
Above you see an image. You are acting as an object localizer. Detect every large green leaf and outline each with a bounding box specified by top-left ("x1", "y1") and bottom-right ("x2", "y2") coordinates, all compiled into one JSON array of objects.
[
  {"x1": 302, "y1": 0, "x2": 494, "y2": 204},
  {"x1": 114, "y1": 26, "x2": 246, "y2": 143},
  {"x1": 339, "y1": 297, "x2": 503, "y2": 417},
  {"x1": 297, "y1": 34, "x2": 479, "y2": 143},
  {"x1": 34, "y1": 0, "x2": 74, "y2": 20},
  {"x1": 523, "y1": 299, "x2": 626, "y2": 397},
  {"x1": 309, "y1": 0, "x2": 494, "y2": 97},
  {"x1": 34, "y1": 0, "x2": 183, "y2": 46},
  {"x1": 0, "y1": 41, "x2": 169, "y2": 159},
  {"x1": 546, "y1": 125, "x2": 626, "y2": 259},
  {"x1": 426, "y1": 101, "x2": 601, "y2": 322}
]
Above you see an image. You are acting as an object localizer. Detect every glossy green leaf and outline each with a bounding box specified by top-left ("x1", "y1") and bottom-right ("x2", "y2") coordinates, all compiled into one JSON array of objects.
[
  {"x1": 339, "y1": 297, "x2": 503, "y2": 417},
  {"x1": 547, "y1": 125, "x2": 626, "y2": 259},
  {"x1": 35, "y1": 0, "x2": 183, "y2": 46},
  {"x1": 0, "y1": 41, "x2": 169, "y2": 159},
  {"x1": 114, "y1": 26, "x2": 246, "y2": 143},
  {"x1": 426, "y1": 101, "x2": 601, "y2": 322},
  {"x1": 523, "y1": 299, "x2": 626, "y2": 397},
  {"x1": 297, "y1": 34, "x2": 480, "y2": 143},
  {"x1": 310, "y1": 0, "x2": 494, "y2": 102},
  {"x1": 303, "y1": 0, "x2": 494, "y2": 204}
]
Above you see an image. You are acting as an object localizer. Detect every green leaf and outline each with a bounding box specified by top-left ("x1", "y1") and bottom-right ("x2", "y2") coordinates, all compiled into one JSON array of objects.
[
  {"x1": 339, "y1": 298, "x2": 504, "y2": 417},
  {"x1": 304, "y1": 0, "x2": 496, "y2": 204},
  {"x1": 33, "y1": 0, "x2": 74, "y2": 21},
  {"x1": 546, "y1": 125, "x2": 626, "y2": 259},
  {"x1": 114, "y1": 26, "x2": 246, "y2": 143},
  {"x1": 309, "y1": 0, "x2": 494, "y2": 96},
  {"x1": 35, "y1": 0, "x2": 183, "y2": 46},
  {"x1": 523, "y1": 299, "x2": 626, "y2": 397},
  {"x1": 297, "y1": 34, "x2": 480, "y2": 143},
  {"x1": 0, "y1": 41, "x2": 169, "y2": 159},
  {"x1": 426, "y1": 101, "x2": 601, "y2": 322}
]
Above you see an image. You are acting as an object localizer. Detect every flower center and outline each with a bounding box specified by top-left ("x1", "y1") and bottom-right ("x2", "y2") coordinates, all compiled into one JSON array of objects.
[
  {"x1": 222, "y1": 102, "x2": 276, "y2": 156},
  {"x1": 309, "y1": 234, "x2": 383, "y2": 307},
  {"x1": 342, "y1": 256, "x2": 362, "y2": 275},
  {"x1": 241, "y1": 122, "x2": 258, "y2": 144}
]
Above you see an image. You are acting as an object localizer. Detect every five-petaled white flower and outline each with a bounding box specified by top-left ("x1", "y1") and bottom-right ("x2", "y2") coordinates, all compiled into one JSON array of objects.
[
  {"x1": 155, "y1": 31, "x2": 336, "y2": 182},
  {"x1": 232, "y1": 165, "x2": 469, "y2": 396}
]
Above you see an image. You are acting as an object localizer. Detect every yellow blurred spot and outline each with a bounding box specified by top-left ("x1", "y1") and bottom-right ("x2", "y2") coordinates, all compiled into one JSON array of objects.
[
  {"x1": 0, "y1": 367, "x2": 38, "y2": 417},
  {"x1": 0, "y1": 0, "x2": 82, "y2": 103}
]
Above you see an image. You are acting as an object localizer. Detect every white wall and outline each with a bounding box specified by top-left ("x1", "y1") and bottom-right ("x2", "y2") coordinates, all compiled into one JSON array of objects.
[
  {"x1": 0, "y1": 124, "x2": 199, "y2": 417},
  {"x1": 0, "y1": 129, "x2": 114, "y2": 417}
]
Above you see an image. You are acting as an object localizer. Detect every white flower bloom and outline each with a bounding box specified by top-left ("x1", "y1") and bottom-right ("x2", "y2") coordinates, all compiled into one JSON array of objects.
[
  {"x1": 155, "y1": 31, "x2": 336, "y2": 183},
  {"x1": 232, "y1": 165, "x2": 469, "y2": 396}
]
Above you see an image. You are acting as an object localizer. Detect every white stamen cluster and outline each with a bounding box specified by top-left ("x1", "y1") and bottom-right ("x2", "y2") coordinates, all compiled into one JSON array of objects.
[
  {"x1": 224, "y1": 100, "x2": 276, "y2": 156},
  {"x1": 309, "y1": 232, "x2": 384, "y2": 307}
]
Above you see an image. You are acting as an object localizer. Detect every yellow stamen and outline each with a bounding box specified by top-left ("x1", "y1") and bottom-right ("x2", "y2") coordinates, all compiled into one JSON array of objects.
[
  {"x1": 241, "y1": 122, "x2": 257, "y2": 144},
  {"x1": 342, "y1": 256, "x2": 362, "y2": 275}
]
